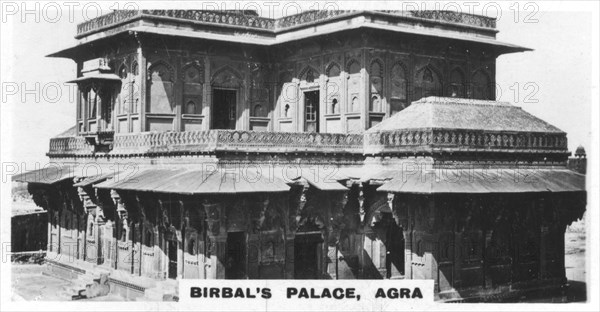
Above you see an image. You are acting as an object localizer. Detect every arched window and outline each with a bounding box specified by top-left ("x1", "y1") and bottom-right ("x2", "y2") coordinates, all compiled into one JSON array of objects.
[
  {"x1": 305, "y1": 69, "x2": 314, "y2": 83},
  {"x1": 448, "y1": 69, "x2": 465, "y2": 98},
  {"x1": 414, "y1": 66, "x2": 442, "y2": 100},
  {"x1": 347, "y1": 60, "x2": 361, "y2": 75},
  {"x1": 183, "y1": 64, "x2": 203, "y2": 115},
  {"x1": 390, "y1": 63, "x2": 408, "y2": 115},
  {"x1": 118, "y1": 64, "x2": 127, "y2": 79},
  {"x1": 370, "y1": 95, "x2": 381, "y2": 112},
  {"x1": 147, "y1": 62, "x2": 174, "y2": 114},
  {"x1": 88, "y1": 87, "x2": 97, "y2": 119},
  {"x1": 351, "y1": 96, "x2": 359, "y2": 112},
  {"x1": 132, "y1": 62, "x2": 139, "y2": 76},
  {"x1": 330, "y1": 98, "x2": 339, "y2": 114},
  {"x1": 186, "y1": 101, "x2": 196, "y2": 114},
  {"x1": 88, "y1": 222, "x2": 94, "y2": 237},
  {"x1": 370, "y1": 61, "x2": 382, "y2": 78},
  {"x1": 253, "y1": 104, "x2": 265, "y2": 117},
  {"x1": 279, "y1": 72, "x2": 294, "y2": 118},
  {"x1": 472, "y1": 70, "x2": 493, "y2": 100},
  {"x1": 369, "y1": 60, "x2": 384, "y2": 113},
  {"x1": 326, "y1": 63, "x2": 341, "y2": 77},
  {"x1": 300, "y1": 67, "x2": 318, "y2": 83},
  {"x1": 118, "y1": 64, "x2": 129, "y2": 118}
]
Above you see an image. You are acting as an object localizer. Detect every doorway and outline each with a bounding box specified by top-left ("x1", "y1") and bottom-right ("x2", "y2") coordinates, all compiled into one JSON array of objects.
[
  {"x1": 212, "y1": 89, "x2": 237, "y2": 130},
  {"x1": 304, "y1": 90, "x2": 320, "y2": 132},
  {"x1": 225, "y1": 232, "x2": 247, "y2": 279},
  {"x1": 385, "y1": 222, "x2": 405, "y2": 278},
  {"x1": 294, "y1": 233, "x2": 322, "y2": 279},
  {"x1": 168, "y1": 240, "x2": 178, "y2": 279}
]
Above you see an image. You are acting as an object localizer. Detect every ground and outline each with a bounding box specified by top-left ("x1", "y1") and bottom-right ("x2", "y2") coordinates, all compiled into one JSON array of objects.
[{"x1": 11, "y1": 264, "x2": 124, "y2": 301}]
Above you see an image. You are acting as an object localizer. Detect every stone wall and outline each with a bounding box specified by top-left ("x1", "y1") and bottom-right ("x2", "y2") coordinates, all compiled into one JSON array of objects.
[
  {"x1": 73, "y1": 29, "x2": 496, "y2": 137},
  {"x1": 11, "y1": 211, "x2": 47, "y2": 252}
]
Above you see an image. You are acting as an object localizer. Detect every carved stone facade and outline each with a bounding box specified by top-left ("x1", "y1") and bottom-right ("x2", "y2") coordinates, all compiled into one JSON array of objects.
[
  {"x1": 63, "y1": 10, "x2": 502, "y2": 141},
  {"x1": 13, "y1": 10, "x2": 585, "y2": 302}
]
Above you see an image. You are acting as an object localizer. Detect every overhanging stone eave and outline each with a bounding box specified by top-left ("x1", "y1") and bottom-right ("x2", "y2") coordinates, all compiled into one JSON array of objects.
[
  {"x1": 46, "y1": 26, "x2": 139, "y2": 59},
  {"x1": 51, "y1": 12, "x2": 526, "y2": 59},
  {"x1": 360, "y1": 22, "x2": 530, "y2": 54}
]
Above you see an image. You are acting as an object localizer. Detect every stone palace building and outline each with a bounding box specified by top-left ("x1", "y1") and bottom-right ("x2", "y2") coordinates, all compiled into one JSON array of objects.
[{"x1": 13, "y1": 10, "x2": 586, "y2": 301}]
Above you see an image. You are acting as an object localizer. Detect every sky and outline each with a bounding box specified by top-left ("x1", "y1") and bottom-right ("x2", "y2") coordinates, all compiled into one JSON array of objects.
[{"x1": 0, "y1": 2, "x2": 596, "y2": 170}]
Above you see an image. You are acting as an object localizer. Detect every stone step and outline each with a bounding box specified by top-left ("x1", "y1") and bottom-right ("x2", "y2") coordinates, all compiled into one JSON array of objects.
[{"x1": 141, "y1": 279, "x2": 179, "y2": 301}]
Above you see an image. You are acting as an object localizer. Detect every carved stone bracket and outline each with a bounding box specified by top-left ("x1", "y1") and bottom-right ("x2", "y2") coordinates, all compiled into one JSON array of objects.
[
  {"x1": 136, "y1": 194, "x2": 146, "y2": 222},
  {"x1": 250, "y1": 195, "x2": 270, "y2": 233},
  {"x1": 203, "y1": 198, "x2": 223, "y2": 237},
  {"x1": 77, "y1": 186, "x2": 99, "y2": 217},
  {"x1": 388, "y1": 193, "x2": 406, "y2": 228},
  {"x1": 28, "y1": 184, "x2": 52, "y2": 211},
  {"x1": 327, "y1": 191, "x2": 349, "y2": 246},
  {"x1": 358, "y1": 184, "x2": 365, "y2": 223},
  {"x1": 111, "y1": 189, "x2": 128, "y2": 221},
  {"x1": 294, "y1": 183, "x2": 311, "y2": 231}
]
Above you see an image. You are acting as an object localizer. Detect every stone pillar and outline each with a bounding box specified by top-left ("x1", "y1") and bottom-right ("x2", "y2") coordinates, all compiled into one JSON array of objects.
[
  {"x1": 284, "y1": 185, "x2": 308, "y2": 279},
  {"x1": 539, "y1": 224, "x2": 548, "y2": 280},
  {"x1": 203, "y1": 199, "x2": 226, "y2": 279},
  {"x1": 138, "y1": 44, "x2": 147, "y2": 132},
  {"x1": 340, "y1": 70, "x2": 348, "y2": 131},
  {"x1": 77, "y1": 186, "x2": 93, "y2": 262},
  {"x1": 284, "y1": 233, "x2": 295, "y2": 279},
  {"x1": 111, "y1": 190, "x2": 126, "y2": 270},
  {"x1": 202, "y1": 57, "x2": 211, "y2": 130}
]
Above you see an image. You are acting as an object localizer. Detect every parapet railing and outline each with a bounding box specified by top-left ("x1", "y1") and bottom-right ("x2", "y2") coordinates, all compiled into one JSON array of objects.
[
  {"x1": 76, "y1": 10, "x2": 496, "y2": 38},
  {"x1": 48, "y1": 130, "x2": 365, "y2": 156},
  {"x1": 363, "y1": 128, "x2": 569, "y2": 155},
  {"x1": 48, "y1": 127, "x2": 569, "y2": 158}
]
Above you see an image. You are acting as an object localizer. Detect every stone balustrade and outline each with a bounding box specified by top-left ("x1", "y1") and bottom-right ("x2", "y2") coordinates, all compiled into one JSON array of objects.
[
  {"x1": 48, "y1": 128, "x2": 568, "y2": 158},
  {"x1": 398, "y1": 10, "x2": 496, "y2": 28},
  {"x1": 76, "y1": 10, "x2": 496, "y2": 38},
  {"x1": 77, "y1": 10, "x2": 141, "y2": 37},
  {"x1": 47, "y1": 136, "x2": 94, "y2": 156},
  {"x1": 364, "y1": 128, "x2": 568, "y2": 155},
  {"x1": 275, "y1": 10, "x2": 355, "y2": 29},
  {"x1": 49, "y1": 130, "x2": 364, "y2": 156}
]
